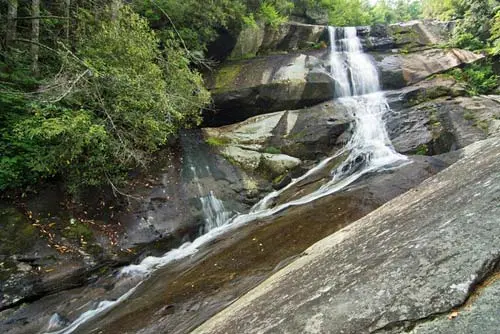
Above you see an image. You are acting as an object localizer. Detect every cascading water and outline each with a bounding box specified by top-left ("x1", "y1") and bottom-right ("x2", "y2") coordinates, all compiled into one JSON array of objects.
[
  {"x1": 47, "y1": 26, "x2": 408, "y2": 334},
  {"x1": 190, "y1": 165, "x2": 232, "y2": 233}
]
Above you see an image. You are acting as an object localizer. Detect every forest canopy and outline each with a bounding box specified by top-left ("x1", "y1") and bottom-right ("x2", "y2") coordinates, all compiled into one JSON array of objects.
[{"x1": 0, "y1": 0, "x2": 498, "y2": 195}]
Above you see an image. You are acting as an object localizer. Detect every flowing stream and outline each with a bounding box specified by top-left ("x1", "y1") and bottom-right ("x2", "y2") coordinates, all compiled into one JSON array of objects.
[{"x1": 46, "y1": 26, "x2": 408, "y2": 334}]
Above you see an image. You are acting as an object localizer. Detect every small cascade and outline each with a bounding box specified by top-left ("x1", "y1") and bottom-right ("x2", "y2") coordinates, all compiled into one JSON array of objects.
[{"x1": 190, "y1": 165, "x2": 232, "y2": 233}]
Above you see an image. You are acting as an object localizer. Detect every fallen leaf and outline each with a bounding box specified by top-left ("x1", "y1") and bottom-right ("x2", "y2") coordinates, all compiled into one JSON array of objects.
[{"x1": 448, "y1": 311, "x2": 459, "y2": 320}]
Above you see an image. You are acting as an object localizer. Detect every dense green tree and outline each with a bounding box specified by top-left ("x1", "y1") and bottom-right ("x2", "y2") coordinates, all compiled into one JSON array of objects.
[{"x1": 0, "y1": 4, "x2": 209, "y2": 193}]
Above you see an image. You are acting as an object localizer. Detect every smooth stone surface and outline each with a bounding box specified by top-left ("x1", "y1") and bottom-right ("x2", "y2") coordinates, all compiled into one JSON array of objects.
[
  {"x1": 376, "y1": 48, "x2": 483, "y2": 89},
  {"x1": 204, "y1": 51, "x2": 333, "y2": 126},
  {"x1": 387, "y1": 95, "x2": 500, "y2": 155},
  {"x1": 193, "y1": 136, "x2": 500, "y2": 334},
  {"x1": 230, "y1": 22, "x2": 326, "y2": 59}
]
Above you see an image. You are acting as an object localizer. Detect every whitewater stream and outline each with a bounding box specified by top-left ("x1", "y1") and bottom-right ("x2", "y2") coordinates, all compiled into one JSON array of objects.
[{"x1": 46, "y1": 26, "x2": 408, "y2": 334}]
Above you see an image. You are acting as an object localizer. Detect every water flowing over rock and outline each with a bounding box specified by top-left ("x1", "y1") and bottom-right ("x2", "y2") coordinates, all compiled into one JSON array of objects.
[
  {"x1": 191, "y1": 136, "x2": 500, "y2": 334},
  {"x1": 1, "y1": 19, "x2": 499, "y2": 334}
]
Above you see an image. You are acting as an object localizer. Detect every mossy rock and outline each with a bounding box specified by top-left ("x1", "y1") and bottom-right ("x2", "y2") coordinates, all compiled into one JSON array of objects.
[
  {"x1": 0, "y1": 206, "x2": 38, "y2": 256},
  {"x1": 214, "y1": 63, "x2": 244, "y2": 93}
]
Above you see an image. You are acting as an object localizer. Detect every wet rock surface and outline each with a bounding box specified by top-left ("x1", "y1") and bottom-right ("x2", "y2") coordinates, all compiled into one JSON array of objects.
[
  {"x1": 59, "y1": 156, "x2": 451, "y2": 334},
  {"x1": 1, "y1": 19, "x2": 498, "y2": 333},
  {"x1": 192, "y1": 137, "x2": 500, "y2": 334}
]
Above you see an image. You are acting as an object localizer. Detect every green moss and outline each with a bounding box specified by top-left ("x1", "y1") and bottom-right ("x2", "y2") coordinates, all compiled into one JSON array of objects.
[
  {"x1": 286, "y1": 130, "x2": 306, "y2": 140},
  {"x1": 206, "y1": 136, "x2": 231, "y2": 147},
  {"x1": 62, "y1": 219, "x2": 93, "y2": 242},
  {"x1": 263, "y1": 146, "x2": 281, "y2": 154},
  {"x1": 0, "y1": 207, "x2": 37, "y2": 255},
  {"x1": 415, "y1": 144, "x2": 429, "y2": 155},
  {"x1": 475, "y1": 119, "x2": 489, "y2": 132},
  {"x1": 214, "y1": 64, "x2": 243, "y2": 92},
  {"x1": 464, "y1": 111, "x2": 476, "y2": 121},
  {"x1": 221, "y1": 154, "x2": 238, "y2": 166}
]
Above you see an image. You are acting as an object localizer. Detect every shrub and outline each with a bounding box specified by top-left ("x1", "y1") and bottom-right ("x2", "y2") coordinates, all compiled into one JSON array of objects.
[{"x1": 451, "y1": 63, "x2": 499, "y2": 95}]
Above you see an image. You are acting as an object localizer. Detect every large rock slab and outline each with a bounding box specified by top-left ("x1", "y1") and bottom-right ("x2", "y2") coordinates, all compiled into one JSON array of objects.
[
  {"x1": 230, "y1": 22, "x2": 326, "y2": 59},
  {"x1": 203, "y1": 100, "x2": 351, "y2": 162},
  {"x1": 193, "y1": 136, "x2": 500, "y2": 334},
  {"x1": 360, "y1": 20, "x2": 456, "y2": 51},
  {"x1": 387, "y1": 95, "x2": 500, "y2": 155},
  {"x1": 204, "y1": 51, "x2": 333, "y2": 126},
  {"x1": 376, "y1": 48, "x2": 483, "y2": 89}
]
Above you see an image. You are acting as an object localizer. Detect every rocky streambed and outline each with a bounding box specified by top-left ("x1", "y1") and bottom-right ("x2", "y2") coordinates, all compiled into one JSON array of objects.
[{"x1": 1, "y1": 19, "x2": 499, "y2": 334}]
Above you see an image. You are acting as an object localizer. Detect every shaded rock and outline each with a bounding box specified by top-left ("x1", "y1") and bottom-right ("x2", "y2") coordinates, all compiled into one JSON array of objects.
[
  {"x1": 376, "y1": 48, "x2": 483, "y2": 89},
  {"x1": 385, "y1": 76, "x2": 466, "y2": 110},
  {"x1": 291, "y1": 1, "x2": 329, "y2": 25},
  {"x1": 204, "y1": 51, "x2": 333, "y2": 126},
  {"x1": 360, "y1": 20, "x2": 456, "y2": 51},
  {"x1": 230, "y1": 22, "x2": 326, "y2": 59},
  {"x1": 387, "y1": 95, "x2": 499, "y2": 155},
  {"x1": 192, "y1": 136, "x2": 500, "y2": 334},
  {"x1": 203, "y1": 100, "x2": 351, "y2": 163},
  {"x1": 410, "y1": 277, "x2": 500, "y2": 334}
]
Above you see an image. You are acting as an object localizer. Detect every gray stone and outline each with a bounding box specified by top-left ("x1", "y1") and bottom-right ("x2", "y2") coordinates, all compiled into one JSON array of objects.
[
  {"x1": 230, "y1": 22, "x2": 326, "y2": 59},
  {"x1": 361, "y1": 20, "x2": 456, "y2": 51},
  {"x1": 376, "y1": 48, "x2": 483, "y2": 89},
  {"x1": 387, "y1": 95, "x2": 500, "y2": 155},
  {"x1": 204, "y1": 51, "x2": 333, "y2": 126},
  {"x1": 193, "y1": 136, "x2": 500, "y2": 334},
  {"x1": 261, "y1": 154, "x2": 302, "y2": 177}
]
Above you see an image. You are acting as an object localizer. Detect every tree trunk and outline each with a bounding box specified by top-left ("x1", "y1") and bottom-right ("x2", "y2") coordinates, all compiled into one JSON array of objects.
[
  {"x1": 65, "y1": 0, "x2": 71, "y2": 43},
  {"x1": 6, "y1": 0, "x2": 18, "y2": 47},
  {"x1": 111, "y1": 0, "x2": 122, "y2": 20},
  {"x1": 31, "y1": 0, "x2": 40, "y2": 76}
]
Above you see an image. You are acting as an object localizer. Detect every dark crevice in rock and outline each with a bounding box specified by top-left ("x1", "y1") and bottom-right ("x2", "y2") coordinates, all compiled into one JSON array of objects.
[{"x1": 369, "y1": 255, "x2": 500, "y2": 333}]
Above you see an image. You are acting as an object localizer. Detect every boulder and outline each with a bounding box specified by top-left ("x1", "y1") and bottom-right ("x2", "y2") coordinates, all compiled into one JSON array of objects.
[
  {"x1": 203, "y1": 100, "x2": 351, "y2": 165},
  {"x1": 192, "y1": 136, "x2": 500, "y2": 334},
  {"x1": 363, "y1": 20, "x2": 455, "y2": 51},
  {"x1": 387, "y1": 95, "x2": 500, "y2": 155},
  {"x1": 204, "y1": 51, "x2": 333, "y2": 126},
  {"x1": 376, "y1": 48, "x2": 484, "y2": 89},
  {"x1": 230, "y1": 22, "x2": 326, "y2": 59}
]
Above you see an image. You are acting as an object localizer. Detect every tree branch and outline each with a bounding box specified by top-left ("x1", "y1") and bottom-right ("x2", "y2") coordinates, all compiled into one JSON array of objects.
[
  {"x1": 13, "y1": 38, "x2": 58, "y2": 54},
  {"x1": 14, "y1": 16, "x2": 70, "y2": 20},
  {"x1": 48, "y1": 69, "x2": 90, "y2": 103}
]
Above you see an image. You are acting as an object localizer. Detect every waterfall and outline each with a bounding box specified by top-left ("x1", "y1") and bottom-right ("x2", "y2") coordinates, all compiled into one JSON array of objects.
[
  {"x1": 47, "y1": 26, "x2": 408, "y2": 334},
  {"x1": 190, "y1": 165, "x2": 232, "y2": 233}
]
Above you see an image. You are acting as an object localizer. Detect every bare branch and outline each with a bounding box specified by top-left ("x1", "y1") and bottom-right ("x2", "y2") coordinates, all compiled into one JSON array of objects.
[
  {"x1": 105, "y1": 174, "x2": 142, "y2": 201},
  {"x1": 14, "y1": 16, "x2": 70, "y2": 20},
  {"x1": 48, "y1": 69, "x2": 90, "y2": 103},
  {"x1": 13, "y1": 38, "x2": 58, "y2": 54}
]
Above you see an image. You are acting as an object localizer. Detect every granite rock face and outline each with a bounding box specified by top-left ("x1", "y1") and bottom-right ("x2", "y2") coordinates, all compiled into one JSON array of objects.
[
  {"x1": 376, "y1": 48, "x2": 483, "y2": 90},
  {"x1": 192, "y1": 136, "x2": 500, "y2": 334}
]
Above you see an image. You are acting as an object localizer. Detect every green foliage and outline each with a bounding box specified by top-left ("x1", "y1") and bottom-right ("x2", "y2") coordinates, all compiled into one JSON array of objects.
[
  {"x1": 63, "y1": 219, "x2": 94, "y2": 242},
  {"x1": 414, "y1": 144, "x2": 429, "y2": 155},
  {"x1": 0, "y1": 5, "x2": 209, "y2": 193},
  {"x1": 132, "y1": 0, "x2": 246, "y2": 54},
  {"x1": 450, "y1": 63, "x2": 499, "y2": 95},
  {"x1": 0, "y1": 105, "x2": 113, "y2": 192},
  {"x1": 422, "y1": 0, "x2": 496, "y2": 52},
  {"x1": 258, "y1": 1, "x2": 290, "y2": 27},
  {"x1": 489, "y1": 11, "x2": 500, "y2": 55},
  {"x1": 264, "y1": 146, "x2": 282, "y2": 154},
  {"x1": 321, "y1": 0, "x2": 373, "y2": 26}
]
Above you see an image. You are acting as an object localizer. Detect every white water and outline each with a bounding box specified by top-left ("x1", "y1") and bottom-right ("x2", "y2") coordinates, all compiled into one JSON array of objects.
[
  {"x1": 47, "y1": 26, "x2": 408, "y2": 334},
  {"x1": 190, "y1": 165, "x2": 233, "y2": 233}
]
